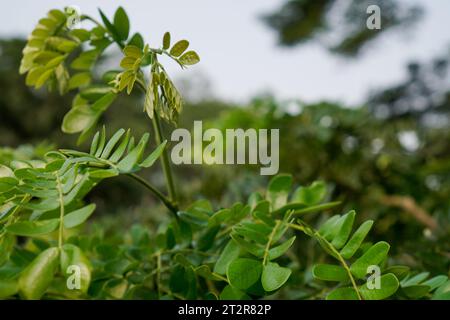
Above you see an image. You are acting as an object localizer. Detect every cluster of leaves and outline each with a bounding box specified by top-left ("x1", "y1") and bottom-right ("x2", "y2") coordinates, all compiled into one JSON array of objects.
[
  {"x1": 20, "y1": 7, "x2": 199, "y2": 143},
  {"x1": 0, "y1": 128, "x2": 166, "y2": 299},
  {"x1": 2, "y1": 163, "x2": 449, "y2": 299}
]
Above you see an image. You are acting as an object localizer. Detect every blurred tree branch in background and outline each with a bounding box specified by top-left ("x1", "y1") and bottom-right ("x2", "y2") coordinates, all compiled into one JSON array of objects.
[{"x1": 262, "y1": 0, "x2": 423, "y2": 56}]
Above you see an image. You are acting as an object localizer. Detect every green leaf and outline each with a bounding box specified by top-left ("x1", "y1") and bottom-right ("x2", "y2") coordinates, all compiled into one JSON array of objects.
[
  {"x1": 162, "y1": 32, "x2": 171, "y2": 50},
  {"x1": 6, "y1": 219, "x2": 59, "y2": 236},
  {"x1": 340, "y1": 220, "x2": 373, "y2": 259},
  {"x1": 292, "y1": 181, "x2": 326, "y2": 205},
  {"x1": 71, "y1": 50, "x2": 98, "y2": 70},
  {"x1": 268, "y1": 236, "x2": 296, "y2": 260},
  {"x1": 266, "y1": 174, "x2": 292, "y2": 210},
  {"x1": 179, "y1": 51, "x2": 200, "y2": 65},
  {"x1": 94, "y1": 126, "x2": 107, "y2": 157},
  {"x1": 219, "y1": 285, "x2": 250, "y2": 300},
  {"x1": 402, "y1": 285, "x2": 431, "y2": 299},
  {"x1": 422, "y1": 275, "x2": 448, "y2": 291},
  {"x1": 117, "y1": 133, "x2": 149, "y2": 172},
  {"x1": 0, "y1": 279, "x2": 18, "y2": 299},
  {"x1": 0, "y1": 177, "x2": 18, "y2": 192},
  {"x1": 312, "y1": 264, "x2": 349, "y2": 282},
  {"x1": 101, "y1": 129, "x2": 126, "y2": 159},
  {"x1": 91, "y1": 92, "x2": 117, "y2": 113},
  {"x1": 326, "y1": 287, "x2": 359, "y2": 300},
  {"x1": 98, "y1": 9, "x2": 121, "y2": 44},
  {"x1": 0, "y1": 165, "x2": 14, "y2": 178},
  {"x1": 140, "y1": 140, "x2": 167, "y2": 168},
  {"x1": 128, "y1": 33, "x2": 144, "y2": 49},
  {"x1": 433, "y1": 280, "x2": 450, "y2": 300},
  {"x1": 350, "y1": 241, "x2": 390, "y2": 279},
  {"x1": 227, "y1": 258, "x2": 262, "y2": 290},
  {"x1": 123, "y1": 45, "x2": 142, "y2": 59},
  {"x1": 109, "y1": 129, "x2": 131, "y2": 162},
  {"x1": 331, "y1": 210, "x2": 355, "y2": 249},
  {"x1": 170, "y1": 40, "x2": 189, "y2": 57},
  {"x1": 402, "y1": 272, "x2": 430, "y2": 287},
  {"x1": 261, "y1": 262, "x2": 291, "y2": 292},
  {"x1": 18, "y1": 247, "x2": 59, "y2": 300},
  {"x1": 113, "y1": 7, "x2": 130, "y2": 40},
  {"x1": 359, "y1": 273, "x2": 399, "y2": 300},
  {"x1": 214, "y1": 240, "x2": 241, "y2": 275},
  {"x1": 230, "y1": 233, "x2": 264, "y2": 258},
  {"x1": 62, "y1": 105, "x2": 96, "y2": 134},
  {"x1": 68, "y1": 72, "x2": 91, "y2": 90},
  {"x1": 60, "y1": 244, "x2": 91, "y2": 294},
  {"x1": 63, "y1": 204, "x2": 96, "y2": 229}
]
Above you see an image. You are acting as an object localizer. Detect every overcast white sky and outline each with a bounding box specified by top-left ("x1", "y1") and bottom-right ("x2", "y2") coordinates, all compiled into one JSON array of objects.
[{"x1": 1, "y1": 0, "x2": 449, "y2": 106}]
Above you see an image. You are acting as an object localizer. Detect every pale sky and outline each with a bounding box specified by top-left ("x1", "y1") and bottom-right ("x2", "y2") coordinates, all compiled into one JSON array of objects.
[{"x1": 1, "y1": 0, "x2": 449, "y2": 106}]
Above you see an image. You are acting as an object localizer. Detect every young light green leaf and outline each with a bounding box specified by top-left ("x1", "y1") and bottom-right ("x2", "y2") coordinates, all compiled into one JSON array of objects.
[
  {"x1": 68, "y1": 72, "x2": 91, "y2": 90},
  {"x1": 109, "y1": 129, "x2": 131, "y2": 163},
  {"x1": 401, "y1": 272, "x2": 430, "y2": 287},
  {"x1": 422, "y1": 275, "x2": 448, "y2": 291},
  {"x1": 117, "y1": 133, "x2": 149, "y2": 172},
  {"x1": 162, "y1": 32, "x2": 171, "y2": 50},
  {"x1": 94, "y1": 126, "x2": 107, "y2": 158},
  {"x1": 140, "y1": 140, "x2": 167, "y2": 168},
  {"x1": 101, "y1": 129, "x2": 126, "y2": 159},
  {"x1": 179, "y1": 51, "x2": 200, "y2": 65},
  {"x1": 63, "y1": 204, "x2": 96, "y2": 229},
  {"x1": 170, "y1": 40, "x2": 189, "y2": 57},
  {"x1": 123, "y1": 45, "x2": 142, "y2": 59},
  {"x1": 261, "y1": 262, "x2": 291, "y2": 292},
  {"x1": 62, "y1": 105, "x2": 96, "y2": 134}
]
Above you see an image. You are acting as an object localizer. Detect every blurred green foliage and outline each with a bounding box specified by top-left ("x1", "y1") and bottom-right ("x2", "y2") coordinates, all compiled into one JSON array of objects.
[{"x1": 263, "y1": 0, "x2": 422, "y2": 56}]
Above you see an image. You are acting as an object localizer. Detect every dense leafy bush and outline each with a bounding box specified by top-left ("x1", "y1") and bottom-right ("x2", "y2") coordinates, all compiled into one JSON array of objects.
[{"x1": 0, "y1": 6, "x2": 449, "y2": 300}]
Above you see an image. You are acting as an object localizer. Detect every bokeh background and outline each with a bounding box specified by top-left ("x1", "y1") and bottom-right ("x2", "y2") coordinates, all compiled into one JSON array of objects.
[{"x1": 1, "y1": 0, "x2": 449, "y2": 279}]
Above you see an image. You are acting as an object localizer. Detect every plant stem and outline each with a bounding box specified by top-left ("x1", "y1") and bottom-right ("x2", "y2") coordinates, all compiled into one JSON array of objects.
[
  {"x1": 127, "y1": 173, "x2": 178, "y2": 214},
  {"x1": 134, "y1": 79, "x2": 178, "y2": 208},
  {"x1": 151, "y1": 113, "x2": 177, "y2": 204},
  {"x1": 263, "y1": 220, "x2": 281, "y2": 265},
  {"x1": 56, "y1": 175, "x2": 65, "y2": 249}
]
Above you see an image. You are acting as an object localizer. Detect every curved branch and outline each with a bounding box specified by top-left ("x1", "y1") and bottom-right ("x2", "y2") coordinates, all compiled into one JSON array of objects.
[{"x1": 127, "y1": 173, "x2": 178, "y2": 215}]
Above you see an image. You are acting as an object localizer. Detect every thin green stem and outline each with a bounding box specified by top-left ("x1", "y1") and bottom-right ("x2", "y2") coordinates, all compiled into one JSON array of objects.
[
  {"x1": 135, "y1": 77, "x2": 178, "y2": 205},
  {"x1": 127, "y1": 173, "x2": 178, "y2": 214},
  {"x1": 156, "y1": 251, "x2": 162, "y2": 298},
  {"x1": 56, "y1": 175, "x2": 65, "y2": 249},
  {"x1": 263, "y1": 220, "x2": 281, "y2": 265},
  {"x1": 151, "y1": 113, "x2": 177, "y2": 203}
]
